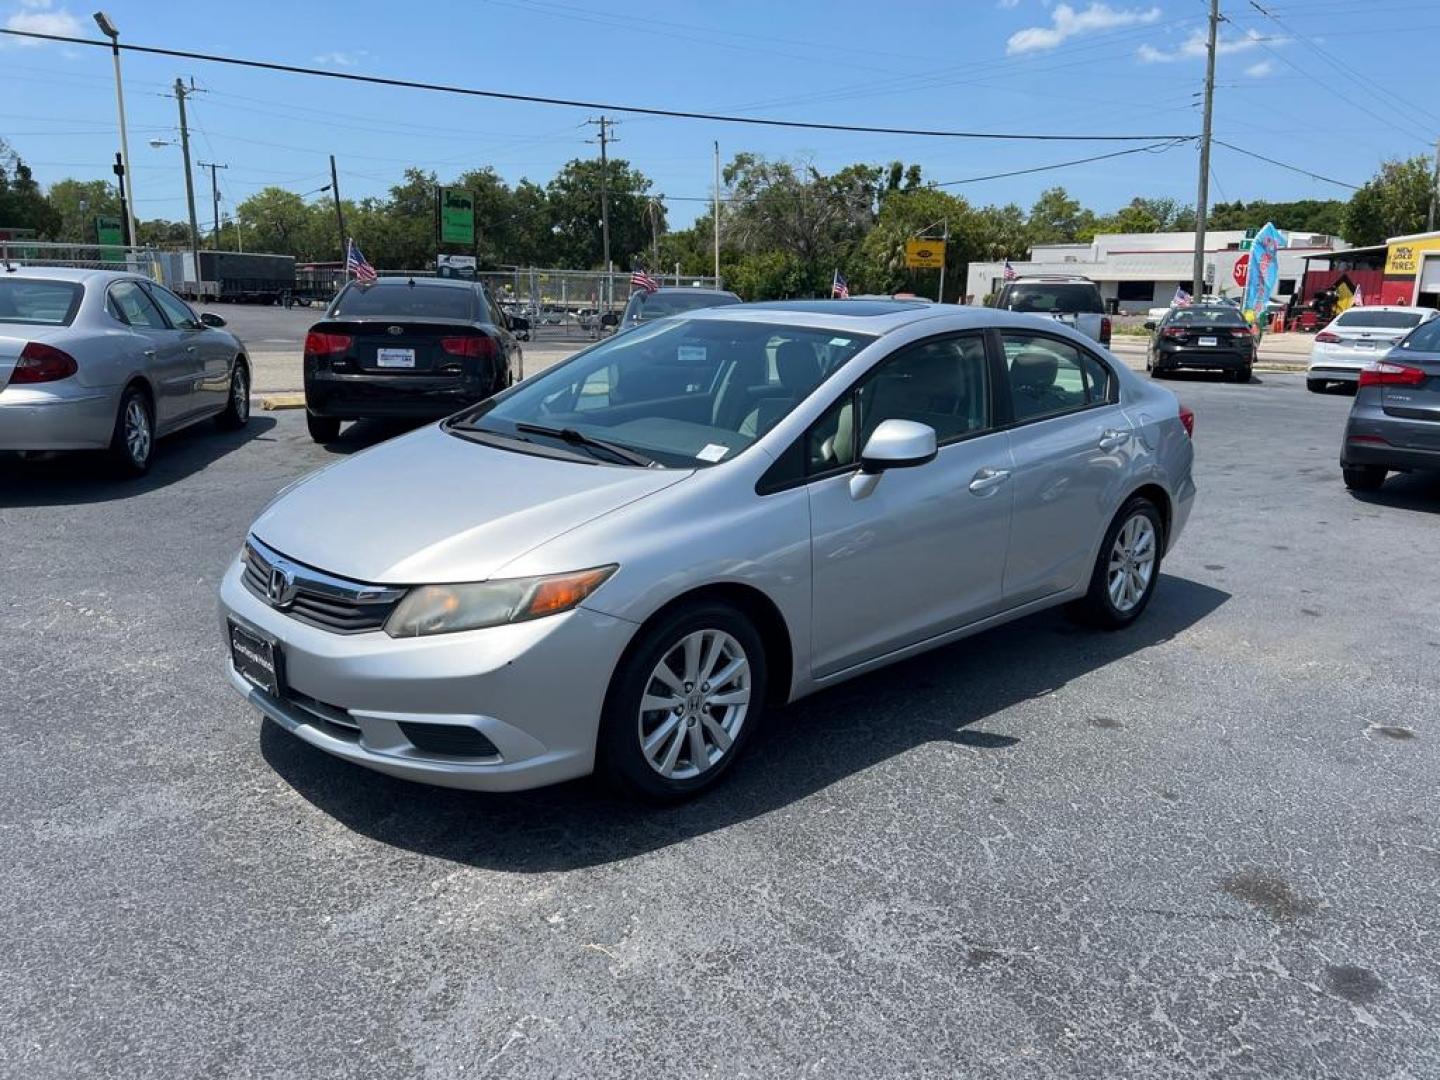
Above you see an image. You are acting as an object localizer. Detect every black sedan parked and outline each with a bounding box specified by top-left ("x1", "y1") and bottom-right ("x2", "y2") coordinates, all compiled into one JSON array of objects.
[
  {"x1": 1341, "y1": 315, "x2": 1440, "y2": 491},
  {"x1": 302, "y1": 278, "x2": 525, "y2": 442},
  {"x1": 1144, "y1": 304, "x2": 1256, "y2": 383}
]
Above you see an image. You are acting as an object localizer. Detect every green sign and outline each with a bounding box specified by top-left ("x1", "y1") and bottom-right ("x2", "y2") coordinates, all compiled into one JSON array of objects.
[
  {"x1": 437, "y1": 187, "x2": 475, "y2": 246},
  {"x1": 96, "y1": 214, "x2": 125, "y2": 263}
]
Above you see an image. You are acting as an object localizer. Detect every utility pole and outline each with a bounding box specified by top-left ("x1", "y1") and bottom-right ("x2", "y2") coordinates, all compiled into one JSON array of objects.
[
  {"x1": 648, "y1": 196, "x2": 661, "y2": 268},
  {"x1": 713, "y1": 140, "x2": 721, "y2": 286},
  {"x1": 938, "y1": 218, "x2": 949, "y2": 303},
  {"x1": 1428, "y1": 138, "x2": 1440, "y2": 232},
  {"x1": 1192, "y1": 0, "x2": 1220, "y2": 299},
  {"x1": 329, "y1": 154, "x2": 347, "y2": 259},
  {"x1": 586, "y1": 117, "x2": 616, "y2": 308},
  {"x1": 173, "y1": 78, "x2": 203, "y2": 293},
  {"x1": 196, "y1": 160, "x2": 227, "y2": 247}
]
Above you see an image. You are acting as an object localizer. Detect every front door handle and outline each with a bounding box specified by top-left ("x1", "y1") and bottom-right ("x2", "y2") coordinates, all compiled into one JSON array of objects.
[
  {"x1": 1098, "y1": 429, "x2": 1131, "y2": 451},
  {"x1": 185, "y1": 345, "x2": 198, "y2": 354},
  {"x1": 968, "y1": 467, "x2": 1011, "y2": 494},
  {"x1": 143, "y1": 348, "x2": 157, "y2": 357}
]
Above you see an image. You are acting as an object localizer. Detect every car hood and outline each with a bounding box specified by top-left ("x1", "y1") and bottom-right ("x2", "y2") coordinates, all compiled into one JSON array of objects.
[{"x1": 251, "y1": 423, "x2": 691, "y2": 584}]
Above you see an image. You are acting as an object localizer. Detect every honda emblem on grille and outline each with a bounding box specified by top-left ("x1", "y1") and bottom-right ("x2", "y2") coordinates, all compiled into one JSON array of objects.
[
  {"x1": 266, "y1": 565, "x2": 297, "y2": 609},
  {"x1": 387, "y1": 325, "x2": 404, "y2": 335}
]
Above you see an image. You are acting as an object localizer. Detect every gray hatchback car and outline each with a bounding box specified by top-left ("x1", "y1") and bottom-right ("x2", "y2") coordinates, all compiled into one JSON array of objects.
[
  {"x1": 220, "y1": 301, "x2": 1196, "y2": 800},
  {"x1": 1341, "y1": 315, "x2": 1440, "y2": 490}
]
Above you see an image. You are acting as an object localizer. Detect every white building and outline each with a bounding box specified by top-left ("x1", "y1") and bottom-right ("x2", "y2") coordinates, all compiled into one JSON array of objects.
[{"x1": 966, "y1": 230, "x2": 1348, "y2": 314}]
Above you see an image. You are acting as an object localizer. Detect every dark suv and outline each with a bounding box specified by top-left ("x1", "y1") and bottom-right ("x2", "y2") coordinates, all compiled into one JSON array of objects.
[
  {"x1": 992, "y1": 275, "x2": 1111, "y2": 347},
  {"x1": 302, "y1": 278, "x2": 523, "y2": 442}
]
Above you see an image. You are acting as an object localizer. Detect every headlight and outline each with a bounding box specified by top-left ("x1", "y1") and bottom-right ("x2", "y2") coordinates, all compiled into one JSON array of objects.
[{"x1": 384, "y1": 565, "x2": 617, "y2": 638}]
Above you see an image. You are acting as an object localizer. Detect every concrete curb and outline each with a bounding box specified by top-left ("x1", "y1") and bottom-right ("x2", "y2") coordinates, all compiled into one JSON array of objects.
[{"x1": 256, "y1": 393, "x2": 305, "y2": 410}]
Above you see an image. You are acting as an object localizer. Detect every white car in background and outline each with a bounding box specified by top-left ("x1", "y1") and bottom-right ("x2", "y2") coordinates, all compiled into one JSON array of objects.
[{"x1": 1307, "y1": 306, "x2": 1439, "y2": 393}]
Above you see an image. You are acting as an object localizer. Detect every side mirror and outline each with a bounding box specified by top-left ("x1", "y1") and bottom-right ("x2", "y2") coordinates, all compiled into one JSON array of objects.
[
  {"x1": 199, "y1": 311, "x2": 226, "y2": 328},
  {"x1": 1143, "y1": 320, "x2": 1156, "y2": 331},
  {"x1": 859, "y1": 419, "x2": 937, "y2": 474}
]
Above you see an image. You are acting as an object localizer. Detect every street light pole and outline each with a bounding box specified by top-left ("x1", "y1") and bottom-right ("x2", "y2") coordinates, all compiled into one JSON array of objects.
[
  {"x1": 1191, "y1": 0, "x2": 1220, "y2": 299},
  {"x1": 93, "y1": 11, "x2": 137, "y2": 248}
]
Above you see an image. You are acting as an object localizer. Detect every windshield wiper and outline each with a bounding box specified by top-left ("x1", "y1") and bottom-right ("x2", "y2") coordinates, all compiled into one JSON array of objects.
[{"x1": 512, "y1": 422, "x2": 655, "y2": 467}]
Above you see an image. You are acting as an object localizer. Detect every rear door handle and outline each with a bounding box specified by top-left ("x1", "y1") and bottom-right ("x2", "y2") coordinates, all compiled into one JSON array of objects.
[
  {"x1": 185, "y1": 345, "x2": 197, "y2": 354},
  {"x1": 142, "y1": 348, "x2": 157, "y2": 357},
  {"x1": 1098, "y1": 429, "x2": 1131, "y2": 451},
  {"x1": 969, "y1": 467, "x2": 1011, "y2": 494}
]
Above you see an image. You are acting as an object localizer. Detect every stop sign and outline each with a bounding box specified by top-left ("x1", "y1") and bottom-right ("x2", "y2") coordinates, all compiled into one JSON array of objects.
[{"x1": 1233, "y1": 256, "x2": 1249, "y2": 287}]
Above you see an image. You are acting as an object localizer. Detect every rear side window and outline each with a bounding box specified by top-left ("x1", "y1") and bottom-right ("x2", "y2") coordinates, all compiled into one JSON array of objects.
[
  {"x1": 1398, "y1": 317, "x2": 1440, "y2": 352},
  {"x1": 1001, "y1": 332, "x2": 1114, "y2": 422},
  {"x1": 1004, "y1": 283, "x2": 1102, "y2": 315},
  {"x1": 332, "y1": 283, "x2": 475, "y2": 320},
  {"x1": 0, "y1": 280, "x2": 83, "y2": 325},
  {"x1": 1334, "y1": 310, "x2": 1425, "y2": 330}
]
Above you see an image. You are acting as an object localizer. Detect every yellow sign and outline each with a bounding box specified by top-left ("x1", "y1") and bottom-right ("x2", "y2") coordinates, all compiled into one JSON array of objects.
[
  {"x1": 905, "y1": 239, "x2": 946, "y2": 269},
  {"x1": 1385, "y1": 235, "x2": 1440, "y2": 276}
]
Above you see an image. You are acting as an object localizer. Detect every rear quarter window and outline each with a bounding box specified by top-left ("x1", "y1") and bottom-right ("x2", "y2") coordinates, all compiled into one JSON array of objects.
[
  {"x1": 1399, "y1": 317, "x2": 1440, "y2": 352},
  {"x1": 0, "y1": 279, "x2": 83, "y2": 326}
]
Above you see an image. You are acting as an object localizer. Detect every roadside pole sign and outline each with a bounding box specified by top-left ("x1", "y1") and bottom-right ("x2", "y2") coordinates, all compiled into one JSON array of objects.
[
  {"x1": 436, "y1": 253, "x2": 477, "y2": 279},
  {"x1": 436, "y1": 187, "x2": 476, "y2": 246},
  {"x1": 96, "y1": 214, "x2": 125, "y2": 263},
  {"x1": 1233, "y1": 256, "x2": 1248, "y2": 287},
  {"x1": 905, "y1": 239, "x2": 946, "y2": 269}
]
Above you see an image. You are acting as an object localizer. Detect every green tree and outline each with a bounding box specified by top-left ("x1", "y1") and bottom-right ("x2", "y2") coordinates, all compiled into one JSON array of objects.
[
  {"x1": 546, "y1": 157, "x2": 658, "y2": 270},
  {"x1": 45, "y1": 178, "x2": 121, "y2": 243},
  {"x1": 0, "y1": 141, "x2": 60, "y2": 237},
  {"x1": 859, "y1": 186, "x2": 972, "y2": 300},
  {"x1": 235, "y1": 187, "x2": 320, "y2": 257},
  {"x1": 1344, "y1": 156, "x2": 1434, "y2": 246},
  {"x1": 1209, "y1": 198, "x2": 1346, "y2": 236},
  {"x1": 1027, "y1": 186, "x2": 1094, "y2": 244}
]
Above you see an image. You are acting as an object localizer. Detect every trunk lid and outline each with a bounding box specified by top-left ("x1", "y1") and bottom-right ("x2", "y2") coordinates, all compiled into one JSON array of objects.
[
  {"x1": 1381, "y1": 351, "x2": 1440, "y2": 436},
  {"x1": 311, "y1": 318, "x2": 489, "y2": 375}
]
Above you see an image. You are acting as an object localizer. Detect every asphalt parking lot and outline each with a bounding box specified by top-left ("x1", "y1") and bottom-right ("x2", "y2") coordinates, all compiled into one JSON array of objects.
[{"x1": 2, "y1": 373, "x2": 1438, "y2": 1078}]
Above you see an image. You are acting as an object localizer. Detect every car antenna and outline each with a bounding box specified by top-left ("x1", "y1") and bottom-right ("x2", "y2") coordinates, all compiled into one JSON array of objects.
[{"x1": 408, "y1": 277, "x2": 415, "y2": 287}]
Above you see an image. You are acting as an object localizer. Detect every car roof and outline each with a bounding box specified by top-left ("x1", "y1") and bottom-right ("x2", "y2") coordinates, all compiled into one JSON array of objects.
[
  {"x1": 0, "y1": 266, "x2": 147, "y2": 285},
  {"x1": 1336, "y1": 305, "x2": 1435, "y2": 315},
  {"x1": 1006, "y1": 275, "x2": 1097, "y2": 284},
  {"x1": 349, "y1": 276, "x2": 477, "y2": 290},
  {"x1": 637, "y1": 287, "x2": 738, "y2": 297},
  {"x1": 684, "y1": 299, "x2": 1017, "y2": 335}
]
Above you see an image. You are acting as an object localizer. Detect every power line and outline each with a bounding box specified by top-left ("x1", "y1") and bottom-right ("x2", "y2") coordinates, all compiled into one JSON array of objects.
[
  {"x1": 0, "y1": 27, "x2": 1195, "y2": 143},
  {"x1": 1212, "y1": 139, "x2": 1360, "y2": 189},
  {"x1": 930, "y1": 139, "x2": 1192, "y2": 187}
]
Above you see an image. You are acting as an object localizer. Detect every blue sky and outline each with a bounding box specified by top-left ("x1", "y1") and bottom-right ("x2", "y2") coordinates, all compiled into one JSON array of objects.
[{"x1": 2, "y1": 0, "x2": 1436, "y2": 232}]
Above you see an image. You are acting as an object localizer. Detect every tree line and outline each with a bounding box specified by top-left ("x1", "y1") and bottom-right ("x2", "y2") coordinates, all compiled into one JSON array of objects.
[{"x1": 3, "y1": 137, "x2": 1434, "y2": 301}]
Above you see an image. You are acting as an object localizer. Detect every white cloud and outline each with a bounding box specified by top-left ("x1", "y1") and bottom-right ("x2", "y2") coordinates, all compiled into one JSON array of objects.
[
  {"x1": 1137, "y1": 27, "x2": 1280, "y2": 63},
  {"x1": 3, "y1": 6, "x2": 84, "y2": 43},
  {"x1": 1007, "y1": 3, "x2": 1161, "y2": 54},
  {"x1": 1245, "y1": 59, "x2": 1275, "y2": 77},
  {"x1": 313, "y1": 50, "x2": 365, "y2": 67}
]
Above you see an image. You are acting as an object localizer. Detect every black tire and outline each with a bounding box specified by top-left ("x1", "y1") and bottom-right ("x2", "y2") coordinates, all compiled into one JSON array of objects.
[
  {"x1": 1342, "y1": 464, "x2": 1386, "y2": 492},
  {"x1": 108, "y1": 385, "x2": 154, "y2": 477},
  {"x1": 306, "y1": 411, "x2": 341, "y2": 443},
  {"x1": 1233, "y1": 366, "x2": 1252, "y2": 384},
  {"x1": 1069, "y1": 496, "x2": 1164, "y2": 630},
  {"x1": 1306, "y1": 378, "x2": 1327, "y2": 393},
  {"x1": 216, "y1": 359, "x2": 250, "y2": 429},
  {"x1": 597, "y1": 602, "x2": 768, "y2": 802}
]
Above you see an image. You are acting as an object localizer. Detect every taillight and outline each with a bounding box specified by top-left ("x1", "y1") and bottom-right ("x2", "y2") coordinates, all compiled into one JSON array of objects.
[
  {"x1": 1358, "y1": 361, "x2": 1426, "y2": 388},
  {"x1": 440, "y1": 335, "x2": 499, "y2": 360},
  {"x1": 1100, "y1": 316, "x2": 1112, "y2": 346},
  {"x1": 304, "y1": 331, "x2": 352, "y2": 355},
  {"x1": 1178, "y1": 403, "x2": 1195, "y2": 438},
  {"x1": 1162, "y1": 327, "x2": 1186, "y2": 339},
  {"x1": 11, "y1": 342, "x2": 78, "y2": 384},
  {"x1": 1314, "y1": 331, "x2": 1341, "y2": 344}
]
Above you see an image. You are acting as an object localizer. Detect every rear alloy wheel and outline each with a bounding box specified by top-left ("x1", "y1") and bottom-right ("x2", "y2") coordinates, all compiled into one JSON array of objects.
[
  {"x1": 305, "y1": 411, "x2": 341, "y2": 443},
  {"x1": 1070, "y1": 497, "x2": 1163, "y2": 629},
  {"x1": 1342, "y1": 464, "x2": 1387, "y2": 492},
  {"x1": 217, "y1": 360, "x2": 250, "y2": 429},
  {"x1": 1306, "y1": 378, "x2": 1327, "y2": 393},
  {"x1": 108, "y1": 387, "x2": 154, "y2": 477},
  {"x1": 599, "y1": 603, "x2": 767, "y2": 801}
]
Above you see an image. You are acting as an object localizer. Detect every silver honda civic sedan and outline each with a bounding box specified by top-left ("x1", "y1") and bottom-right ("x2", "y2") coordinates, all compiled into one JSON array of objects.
[
  {"x1": 0, "y1": 267, "x2": 250, "y2": 474},
  {"x1": 220, "y1": 300, "x2": 1196, "y2": 800}
]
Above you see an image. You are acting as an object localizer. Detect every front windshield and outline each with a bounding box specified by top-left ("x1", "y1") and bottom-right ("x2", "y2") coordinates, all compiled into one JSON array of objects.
[
  {"x1": 627, "y1": 291, "x2": 740, "y2": 321},
  {"x1": 456, "y1": 318, "x2": 875, "y2": 468}
]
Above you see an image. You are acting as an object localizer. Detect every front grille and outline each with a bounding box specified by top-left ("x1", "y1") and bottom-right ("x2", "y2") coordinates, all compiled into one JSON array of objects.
[
  {"x1": 241, "y1": 536, "x2": 406, "y2": 634},
  {"x1": 397, "y1": 722, "x2": 501, "y2": 759}
]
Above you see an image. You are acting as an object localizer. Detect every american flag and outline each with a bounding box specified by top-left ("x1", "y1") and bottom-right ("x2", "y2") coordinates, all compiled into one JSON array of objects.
[
  {"x1": 1173, "y1": 285, "x2": 1192, "y2": 307},
  {"x1": 832, "y1": 270, "x2": 849, "y2": 299},
  {"x1": 346, "y1": 238, "x2": 377, "y2": 283},
  {"x1": 1002, "y1": 259, "x2": 1017, "y2": 282},
  {"x1": 631, "y1": 268, "x2": 660, "y2": 293}
]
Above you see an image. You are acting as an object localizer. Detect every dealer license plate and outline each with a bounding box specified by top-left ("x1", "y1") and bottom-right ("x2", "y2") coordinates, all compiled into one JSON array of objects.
[
  {"x1": 1198, "y1": 336, "x2": 1218, "y2": 347},
  {"x1": 376, "y1": 347, "x2": 416, "y2": 368},
  {"x1": 229, "y1": 620, "x2": 282, "y2": 696}
]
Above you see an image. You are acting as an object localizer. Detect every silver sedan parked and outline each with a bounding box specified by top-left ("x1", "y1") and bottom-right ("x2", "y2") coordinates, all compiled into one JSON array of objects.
[
  {"x1": 220, "y1": 301, "x2": 1197, "y2": 800},
  {"x1": 0, "y1": 268, "x2": 250, "y2": 474}
]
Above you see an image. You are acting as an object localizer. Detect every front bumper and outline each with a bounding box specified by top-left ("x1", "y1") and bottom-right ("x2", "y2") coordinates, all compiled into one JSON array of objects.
[
  {"x1": 0, "y1": 383, "x2": 117, "y2": 450},
  {"x1": 219, "y1": 558, "x2": 637, "y2": 791}
]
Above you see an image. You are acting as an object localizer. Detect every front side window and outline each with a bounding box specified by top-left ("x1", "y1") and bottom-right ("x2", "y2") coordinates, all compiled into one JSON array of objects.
[
  {"x1": 108, "y1": 281, "x2": 168, "y2": 330},
  {"x1": 456, "y1": 318, "x2": 873, "y2": 468},
  {"x1": 142, "y1": 283, "x2": 201, "y2": 329},
  {"x1": 1001, "y1": 332, "x2": 1113, "y2": 422},
  {"x1": 807, "y1": 334, "x2": 990, "y2": 474}
]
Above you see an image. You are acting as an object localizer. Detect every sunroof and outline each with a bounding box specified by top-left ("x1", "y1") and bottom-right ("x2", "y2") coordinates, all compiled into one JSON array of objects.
[{"x1": 741, "y1": 299, "x2": 930, "y2": 317}]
